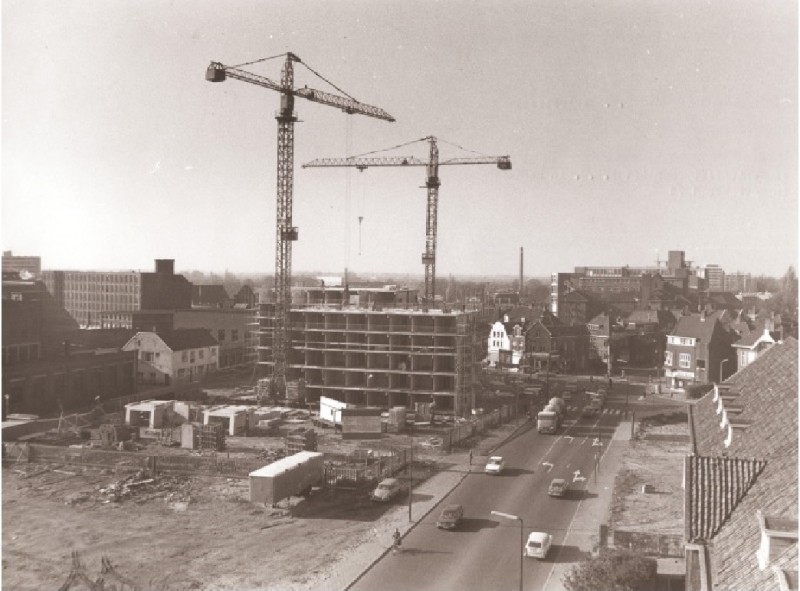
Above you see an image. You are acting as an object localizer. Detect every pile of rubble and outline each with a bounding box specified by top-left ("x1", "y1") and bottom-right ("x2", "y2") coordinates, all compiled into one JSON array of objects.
[{"x1": 96, "y1": 470, "x2": 192, "y2": 505}]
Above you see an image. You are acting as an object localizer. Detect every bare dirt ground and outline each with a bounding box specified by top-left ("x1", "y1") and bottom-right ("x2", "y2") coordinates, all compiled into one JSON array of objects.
[
  {"x1": 610, "y1": 411, "x2": 689, "y2": 535},
  {"x1": 2, "y1": 368, "x2": 504, "y2": 591},
  {"x1": 2, "y1": 458, "x2": 441, "y2": 591}
]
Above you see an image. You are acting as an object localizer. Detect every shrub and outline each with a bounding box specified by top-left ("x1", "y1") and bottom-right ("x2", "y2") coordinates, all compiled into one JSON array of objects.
[{"x1": 563, "y1": 548, "x2": 657, "y2": 591}]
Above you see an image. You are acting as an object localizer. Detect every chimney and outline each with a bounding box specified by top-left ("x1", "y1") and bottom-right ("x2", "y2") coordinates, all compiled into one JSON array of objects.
[
  {"x1": 519, "y1": 247, "x2": 524, "y2": 296},
  {"x1": 503, "y1": 314, "x2": 509, "y2": 323}
]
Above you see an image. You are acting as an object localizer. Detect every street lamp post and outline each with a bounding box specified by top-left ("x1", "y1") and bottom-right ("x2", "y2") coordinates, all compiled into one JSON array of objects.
[
  {"x1": 719, "y1": 358, "x2": 729, "y2": 383},
  {"x1": 408, "y1": 438, "x2": 414, "y2": 522},
  {"x1": 491, "y1": 511, "x2": 523, "y2": 591}
]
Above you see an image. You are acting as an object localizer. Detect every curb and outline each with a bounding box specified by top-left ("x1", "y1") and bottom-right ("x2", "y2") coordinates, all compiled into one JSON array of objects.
[
  {"x1": 343, "y1": 468, "x2": 471, "y2": 591},
  {"x1": 341, "y1": 420, "x2": 525, "y2": 591}
]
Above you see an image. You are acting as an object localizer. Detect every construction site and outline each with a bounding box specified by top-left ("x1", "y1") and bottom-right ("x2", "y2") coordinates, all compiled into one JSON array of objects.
[{"x1": 3, "y1": 53, "x2": 523, "y2": 590}]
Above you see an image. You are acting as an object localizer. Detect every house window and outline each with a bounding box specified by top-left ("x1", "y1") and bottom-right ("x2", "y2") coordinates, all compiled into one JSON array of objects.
[
  {"x1": 199, "y1": 350, "x2": 204, "y2": 360},
  {"x1": 696, "y1": 359, "x2": 705, "y2": 369},
  {"x1": 679, "y1": 353, "x2": 691, "y2": 369},
  {"x1": 218, "y1": 329, "x2": 225, "y2": 342},
  {"x1": 182, "y1": 351, "x2": 188, "y2": 362},
  {"x1": 664, "y1": 351, "x2": 673, "y2": 366},
  {"x1": 232, "y1": 330, "x2": 239, "y2": 342},
  {"x1": 141, "y1": 351, "x2": 154, "y2": 362}
]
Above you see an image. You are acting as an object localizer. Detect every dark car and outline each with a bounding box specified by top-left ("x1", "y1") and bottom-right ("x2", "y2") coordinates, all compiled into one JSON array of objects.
[
  {"x1": 548, "y1": 478, "x2": 569, "y2": 497},
  {"x1": 436, "y1": 504, "x2": 464, "y2": 529}
]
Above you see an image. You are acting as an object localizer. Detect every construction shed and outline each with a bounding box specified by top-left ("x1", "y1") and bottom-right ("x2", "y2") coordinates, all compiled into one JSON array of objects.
[
  {"x1": 249, "y1": 451, "x2": 325, "y2": 505},
  {"x1": 124, "y1": 400, "x2": 175, "y2": 429},
  {"x1": 319, "y1": 396, "x2": 351, "y2": 426},
  {"x1": 341, "y1": 407, "x2": 383, "y2": 439},
  {"x1": 202, "y1": 405, "x2": 254, "y2": 436}
]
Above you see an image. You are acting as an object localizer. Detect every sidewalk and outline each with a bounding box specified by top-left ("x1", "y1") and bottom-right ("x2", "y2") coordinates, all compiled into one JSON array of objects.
[
  {"x1": 312, "y1": 421, "x2": 526, "y2": 591},
  {"x1": 543, "y1": 420, "x2": 632, "y2": 591}
]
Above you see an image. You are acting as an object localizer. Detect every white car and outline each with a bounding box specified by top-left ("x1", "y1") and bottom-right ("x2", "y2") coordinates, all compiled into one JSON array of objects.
[
  {"x1": 524, "y1": 531, "x2": 553, "y2": 559},
  {"x1": 485, "y1": 456, "x2": 505, "y2": 475}
]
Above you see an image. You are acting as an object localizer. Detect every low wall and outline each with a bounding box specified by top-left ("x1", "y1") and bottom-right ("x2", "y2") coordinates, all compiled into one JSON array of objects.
[{"x1": 613, "y1": 530, "x2": 684, "y2": 558}]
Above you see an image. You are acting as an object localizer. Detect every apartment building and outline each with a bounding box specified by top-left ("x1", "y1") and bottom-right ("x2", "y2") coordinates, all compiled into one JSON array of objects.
[
  {"x1": 703, "y1": 264, "x2": 725, "y2": 292},
  {"x1": 256, "y1": 286, "x2": 482, "y2": 418},
  {"x1": 42, "y1": 259, "x2": 191, "y2": 328},
  {"x1": 550, "y1": 250, "x2": 698, "y2": 317},
  {"x1": 2, "y1": 251, "x2": 41, "y2": 279}
]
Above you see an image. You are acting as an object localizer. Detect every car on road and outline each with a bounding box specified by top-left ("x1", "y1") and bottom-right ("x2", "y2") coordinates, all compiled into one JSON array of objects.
[
  {"x1": 436, "y1": 504, "x2": 464, "y2": 530},
  {"x1": 370, "y1": 478, "x2": 402, "y2": 502},
  {"x1": 524, "y1": 531, "x2": 552, "y2": 559},
  {"x1": 548, "y1": 478, "x2": 569, "y2": 497},
  {"x1": 484, "y1": 456, "x2": 506, "y2": 475}
]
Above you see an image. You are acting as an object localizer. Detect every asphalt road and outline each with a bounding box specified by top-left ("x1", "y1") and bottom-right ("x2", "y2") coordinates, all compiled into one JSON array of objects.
[{"x1": 351, "y1": 399, "x2": 626, "y2": 591}]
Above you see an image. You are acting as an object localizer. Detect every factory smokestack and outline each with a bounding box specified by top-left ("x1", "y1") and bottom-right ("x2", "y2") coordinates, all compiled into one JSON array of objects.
[{"x1": 519, "y1": 247, "x2": 524, "y2": 297}]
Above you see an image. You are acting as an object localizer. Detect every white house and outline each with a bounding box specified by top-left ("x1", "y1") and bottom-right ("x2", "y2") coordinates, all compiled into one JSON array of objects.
[
  {"x1": 733, "y1": 327, "x2": 778, "y2": 372},
  {"x1": 487, "y1": 320, "x2": 511, "y2": 367},
  {"x1": 487, "y1": 312, "x2": 528, "y2": 368},
  {"x1": 123, "y1": 328, "x2": 219, "y2": 385}
]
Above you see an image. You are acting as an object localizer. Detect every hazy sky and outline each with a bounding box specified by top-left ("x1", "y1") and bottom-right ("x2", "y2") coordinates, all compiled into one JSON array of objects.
[{"x1": 3, "y1": 0, "x2": 797, "y2": 279}]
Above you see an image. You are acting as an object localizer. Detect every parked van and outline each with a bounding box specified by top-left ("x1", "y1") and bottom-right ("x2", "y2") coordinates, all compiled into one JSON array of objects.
[{"x1": 370, "y1": 478, "x2": 402, "y2": 502}]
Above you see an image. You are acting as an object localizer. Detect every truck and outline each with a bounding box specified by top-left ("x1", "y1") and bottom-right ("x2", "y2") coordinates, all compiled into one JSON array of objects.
[
  {"x1": 537, "y1": 405, "x2": 561, "y2": 434},
  {"x1": 548, "y1": 397, "x2": 566, "y2": 417}
]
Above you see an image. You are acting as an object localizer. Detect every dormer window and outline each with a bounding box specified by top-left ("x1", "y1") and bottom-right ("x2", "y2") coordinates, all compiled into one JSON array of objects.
[{"x1": 756, "y1": 511, "x2": 798, "y2": 570}]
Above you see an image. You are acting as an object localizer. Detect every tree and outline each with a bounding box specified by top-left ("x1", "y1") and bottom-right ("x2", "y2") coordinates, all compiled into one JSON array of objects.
[{"x1": 563, "y1": 548, "x2": 657, "y2": 591}]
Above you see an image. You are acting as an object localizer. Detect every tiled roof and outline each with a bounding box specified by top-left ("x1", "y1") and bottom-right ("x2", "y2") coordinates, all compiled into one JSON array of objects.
[
  {"x1": 734, "y1": 327, "x2": 777, "y2": 349},
  {"x1": 712, "y1": 452, "x2": 798, "y2": 590},
  {"x1": 685, "y1": 455, "x2": 766, "y2": 541},
  {"x1": 692, "y1": 338, "x2": 797, "y2": 458},
  {"x1": 158, "y1": 328, "x2": 218, "y2": 351},
  {"x1": 671, "y1": 311, "x2": 725, "y2": 343},
  {"x1": 687, "y1": 338, "x2": 798, "y2": 589},
  {"x1": 192, "y1": 284, "x2": 231, "y2": 306}
]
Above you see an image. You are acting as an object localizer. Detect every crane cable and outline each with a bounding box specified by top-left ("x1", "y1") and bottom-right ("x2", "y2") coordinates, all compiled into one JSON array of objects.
[{"x1": 228, "y1": 53, "x2": 287, "y2": 69}]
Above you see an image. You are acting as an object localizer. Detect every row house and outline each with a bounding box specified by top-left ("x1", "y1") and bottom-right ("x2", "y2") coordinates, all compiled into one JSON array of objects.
[
  {"x1": 525, "y1": 311, "x2": 590, "y2": 373},
  {"x1": 664, "y1": 310, "x2": 736, "y2": 389},
  {"x1": 123, "y1": 329, "x2": 219, "y2": 386},
  {"x1": 684, "y1": 338, "x2": 797, "y2": 590},
  {"x1": 486, "y1": 308, "x2": 532, "y2": 369}
]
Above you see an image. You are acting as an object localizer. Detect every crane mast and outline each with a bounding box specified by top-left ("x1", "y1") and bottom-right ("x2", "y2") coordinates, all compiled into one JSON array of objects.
[
  {"x1": 423, "y1": 138, "x2": 440, "y2": 311},
  {"x1": 206, "y1": 53, "x2": 394, "y2": 397},
  {"x1": 304, "y1": 136, "x2": 511, "y2": 311}
]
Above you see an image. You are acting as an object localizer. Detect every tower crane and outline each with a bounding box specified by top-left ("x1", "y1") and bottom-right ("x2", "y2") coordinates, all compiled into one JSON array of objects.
[
  {"x1": 206, "y1": 53, "x2": 394, "y2": 396},
  {"x1": 303, "y1": 136, "x2": 511, "y2": 310}
]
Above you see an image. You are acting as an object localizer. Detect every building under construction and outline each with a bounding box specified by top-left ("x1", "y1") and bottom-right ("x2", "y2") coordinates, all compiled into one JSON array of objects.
[{"x1": 255, "y1": 285, "x2": 483, "y2": 419}]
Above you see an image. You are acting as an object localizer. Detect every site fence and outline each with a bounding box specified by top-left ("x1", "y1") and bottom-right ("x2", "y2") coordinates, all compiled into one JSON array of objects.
[
  {"x1": 4, "y1": 404, "x2": 520, "y2": 484},
  {"x1": 323, "y1": 447, "x2": 410, "y2": 489}
]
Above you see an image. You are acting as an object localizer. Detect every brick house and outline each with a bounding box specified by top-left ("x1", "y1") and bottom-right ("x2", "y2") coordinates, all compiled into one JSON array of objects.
[
  {"x1": 123, "y1": 328, "x2": 219, "y2": 385},
  {"x1": 684, "y1": 338, "x2": 797, "y2": 590},
  {"x1": 526, "y1": 311, "x2": 590, "y2": 373},
  {"x1": 664, "y1": 310, "x2": 736, "y2": 389},
  {"x1": 622, "y1": 308, "x2": 676, "y2": 370}
]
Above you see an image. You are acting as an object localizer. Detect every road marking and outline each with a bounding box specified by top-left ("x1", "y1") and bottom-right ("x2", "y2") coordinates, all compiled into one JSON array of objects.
[
  {"x1": 543, "y1": 418, "x2": 619, "y2": 591},
  {"x1": 564, "y1": 436, "x2": 574, "y2": 443},
  {"x1": 541, "y1": 461, "x2": 553, "y2": 471}
]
